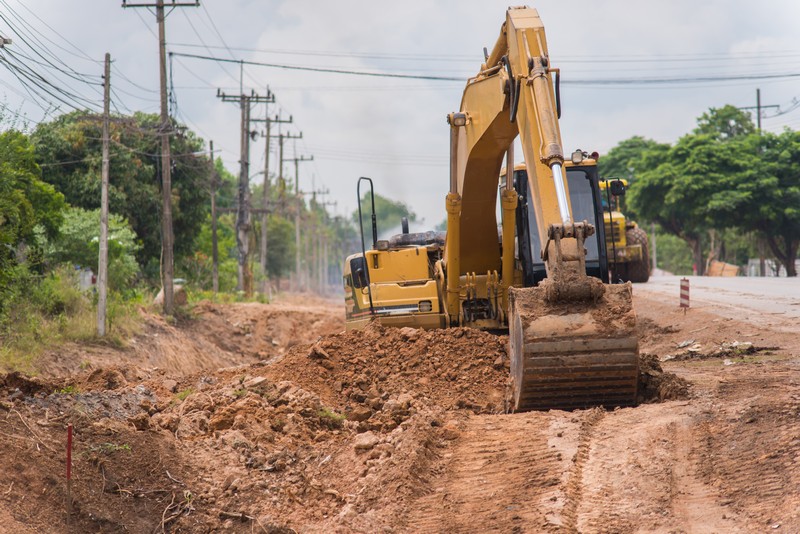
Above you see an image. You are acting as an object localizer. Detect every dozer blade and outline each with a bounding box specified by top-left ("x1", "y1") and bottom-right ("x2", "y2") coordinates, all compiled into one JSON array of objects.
[{"x1": 508, "y1": 283, "x2": 639, "y2": 411}]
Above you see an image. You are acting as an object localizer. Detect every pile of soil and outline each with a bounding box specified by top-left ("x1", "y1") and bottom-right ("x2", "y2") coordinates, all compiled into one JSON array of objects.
[
  {"x1": 0, "y1": 358, "x2": 452, "y2": 532},
  {"x1": 637, "y1": 353, "x2": 691, "y2": 403},
  {"x1": 268, "y1": 322, "x2": 510, "y2": 415}
]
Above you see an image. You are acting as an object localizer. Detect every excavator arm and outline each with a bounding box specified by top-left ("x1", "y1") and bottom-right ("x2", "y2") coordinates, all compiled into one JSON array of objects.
[{"x1": 445, "y1": 7, "x2": 639, "y2": 411}]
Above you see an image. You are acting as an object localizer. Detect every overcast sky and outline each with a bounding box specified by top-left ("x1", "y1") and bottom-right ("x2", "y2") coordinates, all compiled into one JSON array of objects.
[{"x1": 2, "y1": 0, "x2": 800, "y2": 228}]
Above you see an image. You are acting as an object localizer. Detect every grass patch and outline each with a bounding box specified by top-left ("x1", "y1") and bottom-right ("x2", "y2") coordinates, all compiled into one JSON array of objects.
[
  {"x1": 84, "y1": 442, "x2": 132, "y2": 456},
  {"x1": 188, "y1": 289, "x2": 270, "y2": 305},
  {"x1": 0, "y1": 266, "x2": 143, "y2": 373},
  {"x1": 175, "y1": 387, "x2": 194, "y2": 401},
  {"x1": 318, "y1": 407, "x2": 346, "y2": 429}
]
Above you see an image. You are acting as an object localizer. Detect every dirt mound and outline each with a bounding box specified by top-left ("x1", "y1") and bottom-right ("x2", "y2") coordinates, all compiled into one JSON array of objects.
[
  {"x1": 34, "y1": 300, "x2": 345, "y2": 379},
  {"x1": 268, "y1": 322, "x2": 510, "y2": 415},
  {"x1": 189, "y1": 300, "x2": 344, "y2": 362},
  {"x1": 0, "y1": 358, "x2": 450, "y2": 532},
  {"x1": 637, "y1": 353, "x2": 691, "y2": 403}
]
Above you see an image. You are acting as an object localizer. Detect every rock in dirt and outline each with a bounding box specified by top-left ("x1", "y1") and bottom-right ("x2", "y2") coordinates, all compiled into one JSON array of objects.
[
  {"x1": 354, "y1": 431, "x2": 380, "y2": 451},
  {"x1": 153, "y1": 285, "x2": 188, "y2": 306},
  {"x1": 348, "y1": 406, "x2": 373, "y2": 422}
]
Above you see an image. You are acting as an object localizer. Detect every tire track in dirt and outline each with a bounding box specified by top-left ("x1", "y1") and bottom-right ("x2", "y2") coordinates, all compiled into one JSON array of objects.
[
  {"x1": 668, "y1": 419, "x2": 744, "y2": 533},
  {"x1": 569, "y1": 399, "x2": 756, "y2": 533},
  {"x1": 695, "y1": 366, "x2": 800, "y2": 529},
  {"x1": 407, "y1": 413, "x2": 566, "y2": 533},
  {"x1": 560, "y1": 408, "x2": 604, "y2": 533}
]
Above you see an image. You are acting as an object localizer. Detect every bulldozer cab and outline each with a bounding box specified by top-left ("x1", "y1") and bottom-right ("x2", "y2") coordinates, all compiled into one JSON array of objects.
[{"x1": 514, "y1": 160, "x2": 610, "y2": 287}]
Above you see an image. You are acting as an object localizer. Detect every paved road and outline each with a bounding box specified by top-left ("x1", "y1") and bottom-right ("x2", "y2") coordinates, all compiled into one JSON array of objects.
[{"x1": 633, "y1": 275, "x2": 800, "y2": 333}]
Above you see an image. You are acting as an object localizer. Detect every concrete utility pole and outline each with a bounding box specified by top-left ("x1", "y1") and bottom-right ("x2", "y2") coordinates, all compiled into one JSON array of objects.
[
  {"x1": 250, "y1": 111, "x2": 292, "y2": 294},
  {"x1": 277, "y1": 132, "x2": 302, "y2": 213},
  {"x1": 122, "y1": 0, "x2": 198, "y2": 315},
  {"x1": 209, "y1": 140, "x2": 219, "y2": 294},
  {"x1": 313, "y1": 198, "x2": 336, "y2": 294},
  {"x1": 97, "y1": 53, "x2": 111, "y2": 337},
  {"x1": 218, "y1": 88, "x2": 274, "y2": 295},
  {"x1": 290, "y1": 153, "x2": 313, "y2": 290}
]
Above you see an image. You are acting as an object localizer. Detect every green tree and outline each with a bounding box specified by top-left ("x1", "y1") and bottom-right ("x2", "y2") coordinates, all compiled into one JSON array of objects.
[
  {"x1": 0, "y1": 130, "x2": 65, "y2": 254},
  {"x1": 693, "y1": 105, "x2": 755, "y2": 140},
  {"x1": 31, "y1": 111, "x2": 211, "y2": 277},
  {"x1": 266, "y1": 215, "x2": 296, "y2": 279},
  {"x1": 47, "y1": 207, "x2": 141, "y2": 289},
  {"x1": 704, "y1": 131, "x2": 800, "y2": 276},
  {"x1": 598, "y1": 136, "x2": 670, "y2": 183},
  {"x1": 0, "y1": 129, "x2": 67, "y2": 318},
  {"x1": 629, "y1": 134, "x2": 721, "y2": 274}
]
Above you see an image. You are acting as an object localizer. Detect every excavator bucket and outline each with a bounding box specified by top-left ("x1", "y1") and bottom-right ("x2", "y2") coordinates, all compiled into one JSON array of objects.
[{"x1": 508, "y1": 283, "x2": 639, "y2": 411}]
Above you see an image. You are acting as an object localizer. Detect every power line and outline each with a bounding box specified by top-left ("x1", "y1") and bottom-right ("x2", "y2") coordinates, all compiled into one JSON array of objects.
[
  {"x1": 167, "y1": 51, "x2": 800, "y2": 86},
  {"x1": 170, "y1": 51, "x2": 466, "y2": 81}
]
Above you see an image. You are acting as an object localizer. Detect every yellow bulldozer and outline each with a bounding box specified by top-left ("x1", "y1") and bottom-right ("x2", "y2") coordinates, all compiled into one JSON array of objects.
[
  {"x1": 599, "y1": 179, "x2": 651, "y2": 283},
  {"x1": 344, "y1": 6, "x2": 639, "y2": 412}
]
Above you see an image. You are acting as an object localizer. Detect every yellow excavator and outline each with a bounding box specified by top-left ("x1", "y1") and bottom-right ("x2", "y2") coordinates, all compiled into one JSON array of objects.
[
  {"x1": 599, "y1": 179, "x2": 651, "y2": 283},
  {"x1": 344, "y1": 6, "x2": 639, "y2": 411}
]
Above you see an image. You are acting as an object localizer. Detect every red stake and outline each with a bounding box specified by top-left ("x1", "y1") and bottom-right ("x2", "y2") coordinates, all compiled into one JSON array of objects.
[{"x1": 66, "y1": 423, "x2": 73, "y2": 526}]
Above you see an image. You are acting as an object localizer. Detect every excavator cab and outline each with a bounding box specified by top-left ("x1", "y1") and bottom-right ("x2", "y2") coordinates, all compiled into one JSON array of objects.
[{"x1": 514, "y1": 159, "x2": 610, "y2": 287}]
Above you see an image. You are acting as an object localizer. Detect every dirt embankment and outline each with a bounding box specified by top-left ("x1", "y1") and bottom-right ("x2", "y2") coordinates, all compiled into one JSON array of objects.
[
  {"x1": 0, "y1": 292, "x2": 797, "y2": 532},
  {"x1": 35, "y1": 299, "x2": 345, "y2": 378}
]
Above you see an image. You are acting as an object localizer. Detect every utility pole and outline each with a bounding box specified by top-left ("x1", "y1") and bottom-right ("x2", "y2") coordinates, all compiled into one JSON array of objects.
[
  {"x1": 290, "y1": 153, "x2": 313, "y2": 290},
  {"x1": 209, "y1": 140, "x2": 219, "y2": 294},
  {"x1": 301, "y1": 186, "x2": 329, "y2": 293},
  {"x1": 314, "y1": 198, "x2": 336, "y2": 294},
  {"x1": 737, "y1": 89, "x2": 779, "y2": 276},
  {"x1": 251, "y1": 111, "x2": 292, "y2": 295},
  {"x1": 277, "y1": 132, "x2": 302, "y2": 213},
  {"x1": 122, "y1": 0, "x2": 198, "y2": 315},
  {"x1": 738, "y1": 88, "x2": 779, "y2": 132},
  {"x1": 97, "y1": 53, "x2": 111, "y2": 337},
  {"x1": 218, "y1": 88, "x2": 274, "y2": 295}
]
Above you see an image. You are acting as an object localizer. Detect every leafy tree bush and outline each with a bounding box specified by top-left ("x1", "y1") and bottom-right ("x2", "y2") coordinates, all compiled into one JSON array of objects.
[
  {"x1": 47, "y1": 207, "x2": 141, "y2": 290},
  {"x1": 32, "y1": 111, "x2": 210, "y2": 276},
  {"x1": 0, "y1": 130, "x2": 65, "y2": 266}
]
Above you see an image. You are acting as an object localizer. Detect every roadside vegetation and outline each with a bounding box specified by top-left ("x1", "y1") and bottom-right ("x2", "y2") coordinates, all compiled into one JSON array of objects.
[{"x1": 599, "y1": 105, "x2": 800, "y2": 276}]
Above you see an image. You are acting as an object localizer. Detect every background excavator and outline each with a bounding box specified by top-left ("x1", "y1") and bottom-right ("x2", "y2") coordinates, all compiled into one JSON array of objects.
[{"x1": 343, "y1": 6, "x2": 639, "y2": 411}]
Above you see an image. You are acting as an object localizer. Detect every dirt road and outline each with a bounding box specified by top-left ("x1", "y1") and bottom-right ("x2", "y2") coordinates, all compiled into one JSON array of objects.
[{"x1": 0, "y1": 286, "x2": 797, "y2": 532}]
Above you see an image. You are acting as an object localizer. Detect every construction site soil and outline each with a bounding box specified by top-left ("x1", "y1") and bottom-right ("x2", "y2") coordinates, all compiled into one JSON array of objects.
[{"x1": 0, "y1": 290, "x2": 797, "y2": 533}]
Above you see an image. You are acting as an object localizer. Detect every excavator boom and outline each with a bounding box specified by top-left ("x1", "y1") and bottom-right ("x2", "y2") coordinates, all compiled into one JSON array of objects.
[
  {"x1": 343, "y1": 6, "x2": 639, "y2": 412},
  {"x1": 446, "y1": 6, "x2": 639, "y2": 411}
]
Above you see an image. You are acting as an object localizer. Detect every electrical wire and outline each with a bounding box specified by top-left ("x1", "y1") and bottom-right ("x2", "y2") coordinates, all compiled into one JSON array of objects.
[{"x1": 170, "y1": 51, "x2": 465, "y2": 81}]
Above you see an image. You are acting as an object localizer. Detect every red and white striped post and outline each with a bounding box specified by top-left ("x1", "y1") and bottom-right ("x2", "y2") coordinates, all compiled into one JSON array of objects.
[{"x1": 679, "y1": 277, "x2": 690, "y2": 313}]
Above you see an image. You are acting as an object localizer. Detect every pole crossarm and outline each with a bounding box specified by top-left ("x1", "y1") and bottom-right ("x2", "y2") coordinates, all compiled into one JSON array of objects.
[
  {"x1": 122, "y1": 1, "x2": 199, "y2": 7},
  {"x1": 217, "y1": 88, "x2": 275, "y2": 105}
]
